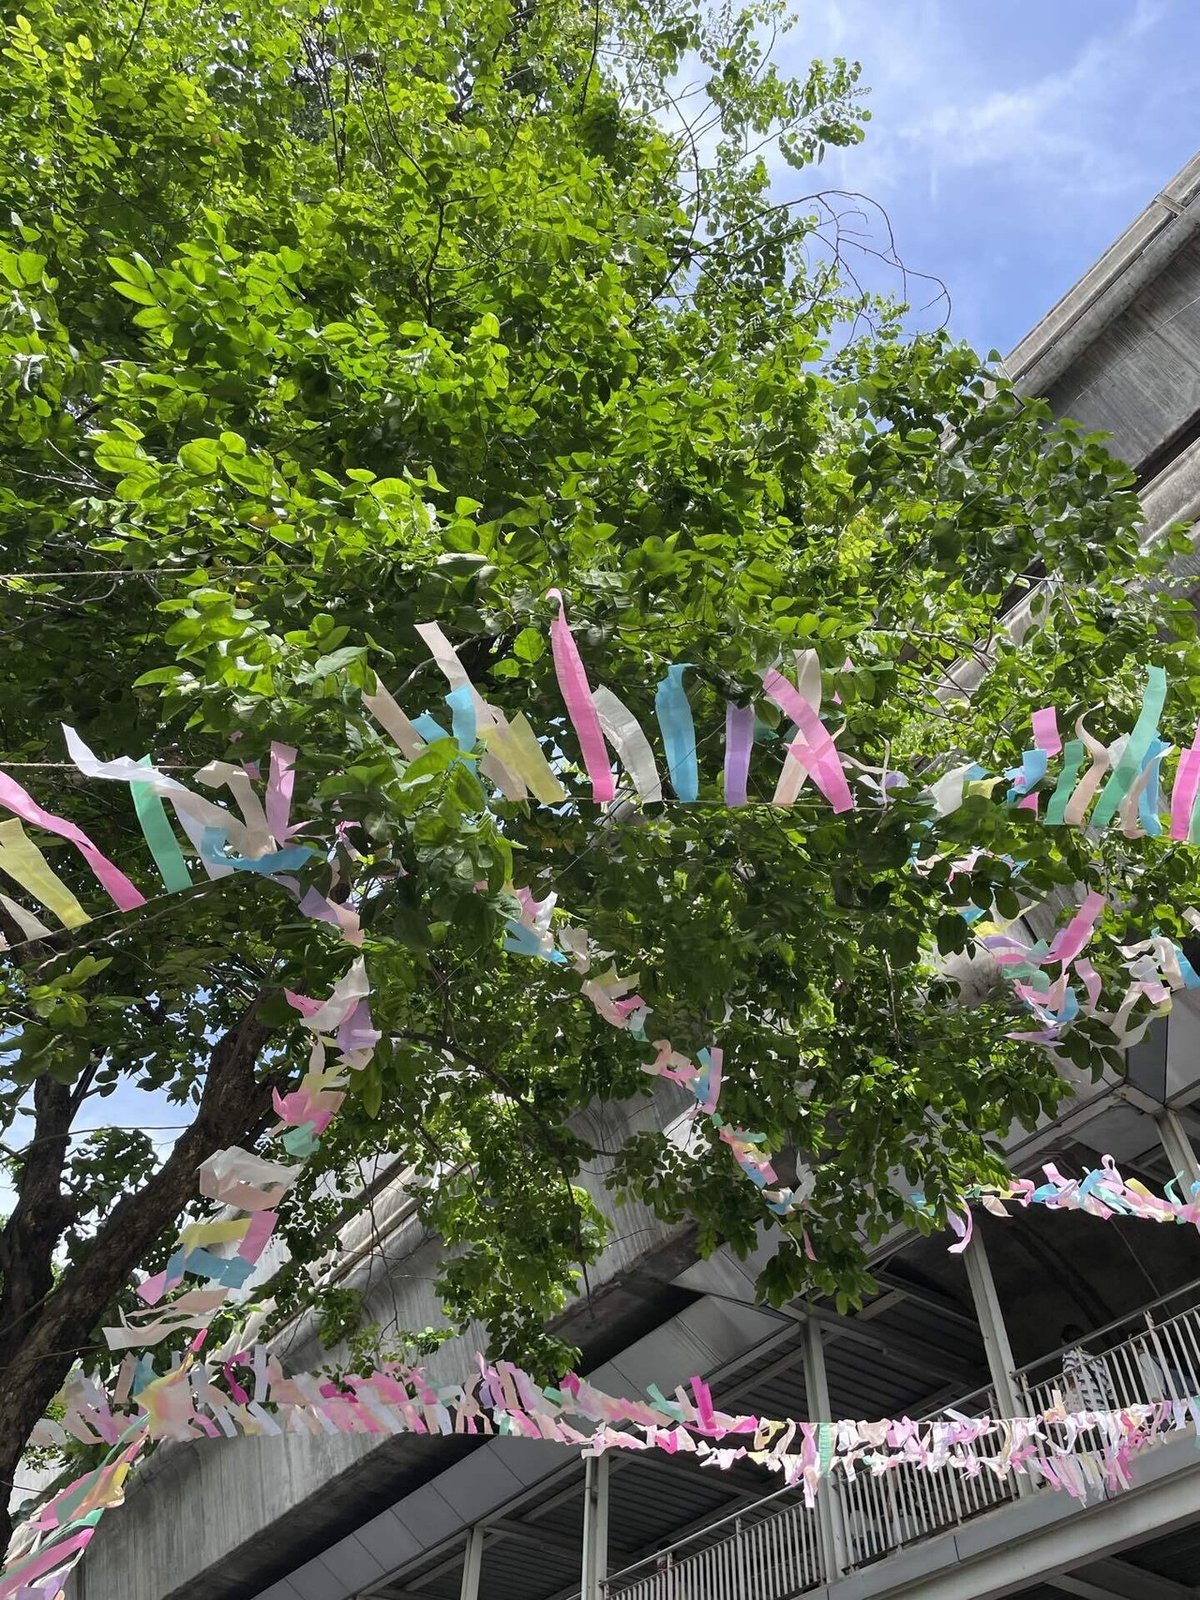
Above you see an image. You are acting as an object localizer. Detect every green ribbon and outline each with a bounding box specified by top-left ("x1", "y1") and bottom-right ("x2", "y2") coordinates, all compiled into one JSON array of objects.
[
  {"x1": 818, "y1": 1421, "x2": 833, "y2": 1478},
  {"x1": 1090, "y1": 667, "x2": 1167, "y2": 829},
  {"x1": 1044, "y1": 738, "x2": 1086, "y2": 827},
  {"x1": 131, "y1": 755, "x2": 193, "y2": 893}
]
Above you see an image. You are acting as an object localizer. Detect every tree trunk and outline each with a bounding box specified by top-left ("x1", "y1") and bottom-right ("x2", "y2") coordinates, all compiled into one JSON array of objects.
[{"x1": 0, "y1": 1000, "x2": 278, "y2": 1556}]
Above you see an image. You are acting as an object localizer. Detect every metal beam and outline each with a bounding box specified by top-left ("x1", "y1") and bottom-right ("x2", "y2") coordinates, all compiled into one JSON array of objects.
[
  {"x1": 580, "y1": 1453, "x2": 609, "y2": 1600},
  {"x1": 459, "y1": 1526, "x2": 483, "y2": 1600},
  {"x1": 1058, "y1": 1558, "x2": 1198, "y2": 1600},
  {"x1": 961, "y1": 1230, "x2": 1021, "y2": 1419},
  {"x1": 489, "y1": 1518, "x2": 600, "y2": 1558},
  {"x1": 873, "y1": 1268, "x2": 981, "y2": 1332},
  {"x1": 1155, "y1": 1106, "x2": 1200, "y2": 1187},
  {"x1": 801, "y1": 1317, "x2": 849, "y2": 1580},
  {"x1": 805, "y1": 1302, "x2": 983, "y2": 1390}
]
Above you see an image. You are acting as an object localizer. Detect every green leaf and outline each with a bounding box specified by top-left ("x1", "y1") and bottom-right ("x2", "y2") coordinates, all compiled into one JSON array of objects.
[
  {"x1": 513, "y1": 628, "x2": 546, "y2": 663},
  {"x1": 177, "y1": 438, "x2": 222, "y2": 477},
  {"x1": 112, "y1": 279, "x2": 157, "y2": 305}
]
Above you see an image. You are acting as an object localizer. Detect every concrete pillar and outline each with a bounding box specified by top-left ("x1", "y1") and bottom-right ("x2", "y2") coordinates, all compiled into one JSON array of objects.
[
  {"x1": 459, "y1": 1525, "x2": 484, "y2": 1600},
  {"x1": 580, "y1": 1452, "x2": 609, "y2": 1600},
  {"x1": 1154, "y1": 1106, "x2": 1200, "y2": 1187},
  {"x1": 800, "y1": 1316, "x2": 850, "y2": 1578},
  {"x1": 962, "y1": 1226, "x2": 1031, "y2": 1496}
]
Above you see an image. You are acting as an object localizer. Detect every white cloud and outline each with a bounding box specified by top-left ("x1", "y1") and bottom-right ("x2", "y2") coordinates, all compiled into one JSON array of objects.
[{"x1": 773, "y1": 0, "x2": 1172, "y2": 206}]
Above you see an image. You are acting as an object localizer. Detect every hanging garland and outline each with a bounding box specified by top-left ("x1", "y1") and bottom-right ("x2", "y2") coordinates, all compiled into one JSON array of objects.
[{"x1": 3, "y1": 605, "x2": 1200, "y2": 1595}]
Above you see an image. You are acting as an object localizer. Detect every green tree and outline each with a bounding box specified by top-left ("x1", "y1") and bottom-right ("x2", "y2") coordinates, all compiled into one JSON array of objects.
[{"x1": 0, "y1": 0, "x2": 1195, "y2": 1543}]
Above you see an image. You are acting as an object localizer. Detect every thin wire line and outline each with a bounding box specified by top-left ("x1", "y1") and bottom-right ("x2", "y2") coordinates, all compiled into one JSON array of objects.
[
  {"x1": 1, "y1": 565, "x2": 291, "y2": 580},
  {"x1": 0, "y1": 763, "x2": 197, "y2": 770}
]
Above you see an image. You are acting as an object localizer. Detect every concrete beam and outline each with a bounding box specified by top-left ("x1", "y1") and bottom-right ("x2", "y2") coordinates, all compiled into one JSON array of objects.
[{"x1": 1004, "y1": 153, "x2": 1200, "y2": 396}]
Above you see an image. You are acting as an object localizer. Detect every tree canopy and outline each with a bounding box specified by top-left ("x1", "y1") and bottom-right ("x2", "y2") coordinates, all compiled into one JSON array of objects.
[{"x1": 1, "y1": 0, "x2": 1198, "y2": 1538}]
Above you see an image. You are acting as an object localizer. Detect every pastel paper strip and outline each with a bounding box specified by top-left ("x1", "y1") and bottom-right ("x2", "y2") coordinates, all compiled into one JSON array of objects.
[
  {"x1": 412, "y1": 714, "x2": 450, "y2": 744},
  {"x1": 773, "y1": 651, "x2": 823, "y2": 805},
  {"x1": 723, "y1": 704, "x2": 754, "y2": 806},
  {"x1": 1045, "y1": 740, "x2": 1086, "y2": 827},
  {"x1": 446, "y1": 683, "x2": 477, "y2": 752},
  {"x1": 413, "y1": 622, "x2": 525, "y2": 799},
  {"x1": 1131, "y1": 739, "x2": 1170, "y2": 838},
  {"x1": 293, "y1": 883, "x2": 364, "y2": 946},
  {"x1": 547, "y1": 592, "x2": 615, "y2": 803},
  {"x1": 1171, "y1": 722, "x2": 1200, "y2": 840},
  {"x1": 200, "y1": 830, "x2": 315, "y2": 876},
  {"x1": 196, "y1": 762, "x2": 272, "y2": 858},
  {"x1": 0, "y1": 892, "x2": 52, "y2": 942},
  {"x1": 0, "y1": 820, "x2": 90, "y2": 929},
  {"x1": 761, "y1": 668, "x2": 853, "y2": 813},
  {"x1": 1091, "y1": 667, "x2": 1167, "y2": 828},
  {"x1": 655, "y1": 665, "x2": 698, "y2": 802},
  {"x1": 1047, "y1": 892, "x2": 1106, "y2": 966},
  {"x1": 930, "y1": 764, "x2": 986, "y2": 818},
  {"x1": 773, "y1": 724, "x2": 812, "y2": 807},
  {"x1": 131, "y1": 756, "x2": 192, "y2": 893},
  {"x1": 1031, "y1": 707, "x2": 1062, "y2": 757},
  {"x1": 266, "y1": 744, "x2": 298, "y2": 846},
  {"x1": 481, "y1": 714, "x2": 567, "y2": 805},
  {"x1": 363, "y1": 679, "x2": 427, "y2": 760},
  {"x1": 61, "y1": 728, "x2": 249, "y2": 862},
  {"x1": 591, "y1": 688, "x2": 662, "y2": 802},
  {"x1": 1063, "y1": 711, "x2": 1112, "y2": 828},
  {"x1": 0, "y1": 769, "x2": 144, "y2": 911}
]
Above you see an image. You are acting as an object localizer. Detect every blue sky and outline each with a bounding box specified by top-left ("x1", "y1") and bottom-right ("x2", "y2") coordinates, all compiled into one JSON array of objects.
[{"x1": 767, "y1": 0, "x2": 1200, "y2": 356}]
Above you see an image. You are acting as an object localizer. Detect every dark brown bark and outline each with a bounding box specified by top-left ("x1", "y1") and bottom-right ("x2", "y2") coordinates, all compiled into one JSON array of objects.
[{"x1": 0, "y1": 999, "x2": 279, "y2": 1555}]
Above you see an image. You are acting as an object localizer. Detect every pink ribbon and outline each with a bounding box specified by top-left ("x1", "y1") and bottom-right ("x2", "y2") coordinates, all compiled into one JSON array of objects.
[
  {"x1": 724, "y1": 703, "x2": 754, "y2": 805},
  {"x1": 0, "y1": 770, "x2": 144, "y2": 911},
  {"x1": 1047, "y1": 890, "x2": 1106, "y2": 965},
  {"x1": 1170, "y1": 721, "x2": 1200, "y2": 839},
  {"x1": 761, "y1": 669, "x2": 854, "y2": 814},
  {"x1": 266, "y1": 743, "x2": 298, "y2": 844},
  {"x1": 547, "y1": 592, "x2": 615, "y2": 803},
  {"x1": 1031, "y1": 707, "x2": 1062, "y2": 757}
]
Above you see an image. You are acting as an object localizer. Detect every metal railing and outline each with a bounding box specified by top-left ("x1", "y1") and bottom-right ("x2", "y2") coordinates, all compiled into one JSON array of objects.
[
  {"x1": 837, "y1": 1437, "x2": 1017, "y2": 1570},
  {"x1": 603, "y1": 1485, "x2": 824, "y2": 1600},
  {"x1": 1017, "y1": 1278, "x2": 1200, "y2": 1415},
  {"x1": 603, "y1": 1279, "x2": 1200, "y2": 1598}
]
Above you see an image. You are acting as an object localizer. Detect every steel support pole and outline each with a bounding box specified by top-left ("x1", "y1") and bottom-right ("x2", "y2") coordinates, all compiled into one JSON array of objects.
[
  {"x1": 580, "y1": 1451, "x2": 610, "y2": 1600},
  {"x1": 800, "y1": 1315, "x2": 850, "y2": 1578},
  {"x1": 1155, "y1": 1106, "x2": 1200, "y2": 1187},
  {"x1": 459, "y1": 1525, "x2": 484, "y2": 1600},
  {"x1": 962, "y1": 1227, "x2": 1031, "y2": 1496}
]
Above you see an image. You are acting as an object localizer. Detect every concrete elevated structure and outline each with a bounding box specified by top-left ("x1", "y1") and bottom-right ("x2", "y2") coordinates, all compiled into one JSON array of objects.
[{"x1": 69, "y1": 153, "x2": 1200, "y2": 1600}]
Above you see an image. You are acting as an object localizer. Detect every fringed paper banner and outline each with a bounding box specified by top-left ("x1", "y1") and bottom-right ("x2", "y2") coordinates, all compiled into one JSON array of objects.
[{"x1": 4, "y1": 628, "x2": 1200, "y2": 1594}]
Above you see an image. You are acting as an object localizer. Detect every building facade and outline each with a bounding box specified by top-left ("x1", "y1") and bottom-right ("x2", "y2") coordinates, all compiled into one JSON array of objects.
[{"x1": 68, "y1": 154, "x2": 1200, "y2": 1600}]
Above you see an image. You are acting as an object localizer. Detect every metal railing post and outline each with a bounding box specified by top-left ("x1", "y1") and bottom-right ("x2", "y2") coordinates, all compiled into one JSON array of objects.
[
  {"x1": 800, "y1": 1315, "x2": 850, "y2": 1576},
  {"x1": 581, "y1": 1452, "x2": 610, "y2": 1600}
]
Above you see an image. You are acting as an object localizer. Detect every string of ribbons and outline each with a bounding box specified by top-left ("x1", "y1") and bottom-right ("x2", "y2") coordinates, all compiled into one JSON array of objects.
[{"x1": 4, "y1": 607, "x2": 1200, "y2": 1593}]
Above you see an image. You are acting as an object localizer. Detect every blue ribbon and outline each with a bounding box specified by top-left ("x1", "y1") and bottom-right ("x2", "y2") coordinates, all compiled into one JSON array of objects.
[
  {"x1": 655, "y1": 664, "x2": 698, "y2": 802},
  {"x1": 446, "y1": 682, "x2": 477, "y2": 751},
  {"x1": 1139, "y1": 737, "x2": 1170, "y2": 837},
  {"x1": 412, "y1": 713, "x2": 451, "y2": 744},
  {"x1": 201, "y1": 829, "x2": 316, "y2": 875}
]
